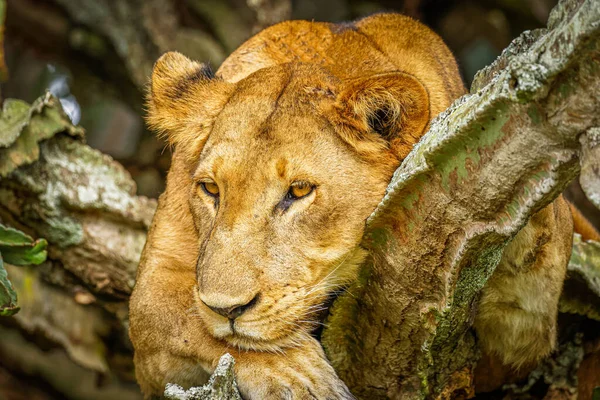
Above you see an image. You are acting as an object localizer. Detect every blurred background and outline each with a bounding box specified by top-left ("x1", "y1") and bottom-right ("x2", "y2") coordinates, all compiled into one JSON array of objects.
[{"x1": 4, "y1": 0, "x2": 599, "y2": 399}]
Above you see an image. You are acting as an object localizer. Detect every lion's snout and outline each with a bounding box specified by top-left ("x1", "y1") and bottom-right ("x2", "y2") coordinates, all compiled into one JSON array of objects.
[
  {"x1": 197, "y1": 263, "x2": 260, "y2": 321},
  {"x1": 200, "y1": 293, "x2": 259, "y2": 320},
  {"x1": 197, "y1": 256, "x2": 262, "y2": 322}
]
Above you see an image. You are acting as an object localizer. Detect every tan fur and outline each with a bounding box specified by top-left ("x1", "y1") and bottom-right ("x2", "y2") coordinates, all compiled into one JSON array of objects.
[
  {"x1": 130, "y1": 13, "x2": 575, "y2": 398},
  {"x1": 568, "y1": 201, "x2": 600, "y2": 242},
  {"x1": 474, "y1": 196, "x2": 573, "y2": 369}
]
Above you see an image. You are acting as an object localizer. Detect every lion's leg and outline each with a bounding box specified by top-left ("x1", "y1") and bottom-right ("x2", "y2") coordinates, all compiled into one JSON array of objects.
[
  {"x1": 474, "y1": 195, "x2": 573, "y2": 368},
  {"x1": 134, "y1": 351, "x2": 211, "y2": 399},
  {"x1": 130, "y1": 269, "x2": 218, "y2": 398}
]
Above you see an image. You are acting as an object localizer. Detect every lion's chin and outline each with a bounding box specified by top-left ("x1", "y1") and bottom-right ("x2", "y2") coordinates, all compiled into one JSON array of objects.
[{"x1": 209, "y1": 320, "x2": 313, "y2": 352}]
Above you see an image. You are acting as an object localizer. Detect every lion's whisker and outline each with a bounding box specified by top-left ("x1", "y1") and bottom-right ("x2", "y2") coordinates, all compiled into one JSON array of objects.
[{"x1": 304, "y1": 253, "x2": 352, "y2": 296}]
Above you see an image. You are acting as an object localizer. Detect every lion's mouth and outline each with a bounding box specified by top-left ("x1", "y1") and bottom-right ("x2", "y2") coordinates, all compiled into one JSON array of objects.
[
  {"x1": 209, "y1": 289, "x2": 344, "y2": 351},
  {"x1": 194, "y1": 278, "x2": 351, "y2": 351},
  {"x1": 220, "y1": 322, "x2": 311, "y2": 351}
]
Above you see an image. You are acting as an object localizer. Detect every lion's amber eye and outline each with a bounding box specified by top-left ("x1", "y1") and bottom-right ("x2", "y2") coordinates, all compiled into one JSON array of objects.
[
  {"x1": 289, "y1": 182, "x2": 313, "y2": 199},
  {"x1": 200, "y1": 181, "x2": 220, "y2": 197}
]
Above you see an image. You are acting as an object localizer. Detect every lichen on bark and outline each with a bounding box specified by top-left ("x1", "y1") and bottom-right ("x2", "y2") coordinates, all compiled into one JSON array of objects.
[
  {"x1": 0, "y1": 93, "x2": 155, "y2": 397},
  {"x1": 561, "y1": 234, "x2": 600, "y2": 321},
  {"x1": 0, "y1": 94, "x2": 156, "y2": 297},
  {"x1": 164, "y1": 354, "x2": 242, "y2": 400}
]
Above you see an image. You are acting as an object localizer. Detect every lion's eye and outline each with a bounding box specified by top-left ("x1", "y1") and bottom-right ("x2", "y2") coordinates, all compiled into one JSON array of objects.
[
  {"x1": 288, "y1": 182, "x2": 313, "y2": 199},
  {"x1": 278, "y1": 182, "x2": 315, "y2": 212},
  {"x1": 200, "y1": 181, "x2": 220, "y2": 197}
]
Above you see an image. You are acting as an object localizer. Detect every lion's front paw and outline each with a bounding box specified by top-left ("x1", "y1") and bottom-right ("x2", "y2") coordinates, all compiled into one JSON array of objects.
[{"x1": 234, "y1": 340, "x2": 353, "y2": 400}]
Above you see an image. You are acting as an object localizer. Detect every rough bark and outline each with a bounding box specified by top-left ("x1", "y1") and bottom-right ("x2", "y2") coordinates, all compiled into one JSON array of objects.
[
  {"x1": 579, "y1": 127, "x2": 600, "y2": 210},
  {"x1": 157, "y1": 237, "x2": 600, "y2": 400},
  {"x1": 50, "y1": 0, "x2": 226, "y2": 89},
  {"x1": 320, "y1": 0, "x2": 600, "y2": 397},
  {"x1": 0, "y1": 94, "x2": 155, "y2": 399},
  {"x1": 0, "y1": 94, "x2": 156, "y2": 299},
  {"x1": 7, "y1": 0, "x2": 291, "y2": 92},
  {"x1": 164, "y1": 354, "x2": 242, "y2": 400},
  {"x1": 246, "y1": 0, "x2": 292, "y2": 33},
  {"x1": 561, "y1": 234, "x2": 600, "y2": 322}
]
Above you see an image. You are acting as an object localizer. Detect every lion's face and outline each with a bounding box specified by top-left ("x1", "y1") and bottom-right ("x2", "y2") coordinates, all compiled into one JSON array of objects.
[
  {"x1": 148, "y1": 53, "x2": 430, "y2": 351},
  {"x1": 188, "y1": 76, "x2": 389, "y2": 350}
]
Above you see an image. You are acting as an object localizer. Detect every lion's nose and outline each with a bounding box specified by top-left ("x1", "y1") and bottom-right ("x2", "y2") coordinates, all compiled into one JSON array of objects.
[{"x1": 202, "y1": 294, "x2": 259, "y2": 320}]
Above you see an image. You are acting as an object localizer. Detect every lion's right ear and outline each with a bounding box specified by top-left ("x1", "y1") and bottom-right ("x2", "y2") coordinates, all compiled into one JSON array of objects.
[
  {"x1": 147, "y1": 52, "x2": 234, "y2": 157},
  {"x1": 329, "y1": 72, "x2": 430, "y2": 160}
]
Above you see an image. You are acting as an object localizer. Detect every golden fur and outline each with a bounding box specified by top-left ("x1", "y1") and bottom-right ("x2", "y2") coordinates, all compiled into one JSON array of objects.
[
  {"x1": 474, "y1": 196, "x2": 573, "y2": 368},
  {"x1": 129, "y1": 13, "x2": 576, "y2": 398},
  {"x1": 569, "y1": 202, "x2": 600, "y2": 242}
]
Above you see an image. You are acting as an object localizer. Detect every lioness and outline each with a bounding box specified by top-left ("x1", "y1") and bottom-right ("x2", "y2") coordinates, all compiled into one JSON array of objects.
[{"x1": 130, "y1": 13, "x2": 579, "y2": 399}]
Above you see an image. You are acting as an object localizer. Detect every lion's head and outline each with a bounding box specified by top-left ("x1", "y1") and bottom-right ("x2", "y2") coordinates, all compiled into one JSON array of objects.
[{"x1": 147, "y1": 52, "x2": 430, "y2": 351}]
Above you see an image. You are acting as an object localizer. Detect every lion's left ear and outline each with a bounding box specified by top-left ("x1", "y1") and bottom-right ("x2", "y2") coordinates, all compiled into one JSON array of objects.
[
  {"x1": 331, "y1": 72, "x2": 430, "y2": 159},
  {"x1": 147, "y1": 52, "x2": 234, "y2": 158}
]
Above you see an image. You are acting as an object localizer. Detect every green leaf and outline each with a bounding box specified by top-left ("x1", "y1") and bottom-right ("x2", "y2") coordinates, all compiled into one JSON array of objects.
[
  {"x1": 1, "y1": 238, "x2": 48, "y2": 265},
  {"x1": 0, "y1": 223, "x2": 47, "y2": 316},
  {"x1": 0, "y1": 224, "x2": 47, "y2": 266},
  {"x1": 593, "y1": 387, "x2": 600, "y2": 400},
  {"x1": 0, "y1": 253, "x2": 19, "y2": 316}
]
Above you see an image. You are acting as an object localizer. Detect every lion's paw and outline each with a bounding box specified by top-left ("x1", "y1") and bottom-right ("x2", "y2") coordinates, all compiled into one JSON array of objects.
[{"x1": 234, "y1": 341, "x2": 353, "y2": 400}]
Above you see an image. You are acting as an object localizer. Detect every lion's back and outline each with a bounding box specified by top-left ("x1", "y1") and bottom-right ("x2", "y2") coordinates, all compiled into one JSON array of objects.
[{"x1": 217, "y1": 13, "x2": 465, "y2": 117}]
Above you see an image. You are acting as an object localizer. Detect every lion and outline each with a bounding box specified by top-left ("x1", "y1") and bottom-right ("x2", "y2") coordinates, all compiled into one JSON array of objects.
[{"x1": 129, "y1": 13, "x2": 588, "y2": 399}]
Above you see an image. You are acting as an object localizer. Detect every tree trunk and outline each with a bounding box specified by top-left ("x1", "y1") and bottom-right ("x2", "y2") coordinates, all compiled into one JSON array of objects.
[
  {"x1": 0, "y1": 94, "x2": 154, "y2": 399},
  {"x1": 321, "y1": 0, "x2": 600, "y2": 397}
]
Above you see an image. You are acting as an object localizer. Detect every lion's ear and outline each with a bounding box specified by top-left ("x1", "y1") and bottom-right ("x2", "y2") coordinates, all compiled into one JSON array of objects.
[
  {"x1": 332, "y1": 72, "x2": 430, "y2": 159},
  {"x1": 147, "y1": 52, "x2": 233, "y2": 156}
]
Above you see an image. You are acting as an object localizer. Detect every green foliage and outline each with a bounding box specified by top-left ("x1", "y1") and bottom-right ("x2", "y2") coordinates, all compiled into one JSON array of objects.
[
  {"x1": 0, "y1": 255, "x2": 17, "y2": 316},
  {"x1": 0, "y1": 94, "x2": 62, "y2": 315},
  {"x1": 0, "y1": 224, "x2": 48, "y2": 265},
  {"x1": 0, "y1": 223, "x2": 47, "y2": 316}
]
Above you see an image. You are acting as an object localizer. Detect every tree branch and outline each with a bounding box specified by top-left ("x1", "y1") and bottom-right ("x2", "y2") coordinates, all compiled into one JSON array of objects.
[
  {"x1": 321, "y1": 0, "x2": 600, "y2": 397},
  {"x1": 164, "y1": 354, "x2": 242, "y2": 400},
  {"x1": 0, "y1": 94, "x2": 156, "y2": 300},
  {"x1": 0, "y1": 94, "x2": 155, "y2": 396}
]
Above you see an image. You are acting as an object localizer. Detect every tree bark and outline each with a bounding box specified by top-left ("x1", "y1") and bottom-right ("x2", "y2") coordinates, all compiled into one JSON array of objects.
[
  {"x1": 7, "y1": 0, "x2": 291, "y2": 92},
  {"x1": 0, "y1": 94, "x2": 155, "y2": 399},
  {"x1": 320, "y1": 0, "x2": 600, "y2": 397}
]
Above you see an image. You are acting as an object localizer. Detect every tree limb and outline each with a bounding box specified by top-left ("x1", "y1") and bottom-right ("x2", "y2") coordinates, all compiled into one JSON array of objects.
[
  {"x1": 560, "y1": 234, "x2": 600, "y2": 321},
  {"x1": 0, "y1": 94, "x2": 155, "y2": 298},
  {"x1": 165, "y1": 354, "x2": 242, "y2": 400},
  {"x1": 321, "y1": 0, "x2": 600, "y2": 397},
  {"x1": 0, "y1": 94, "x2": 155, "y2": 396}
]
